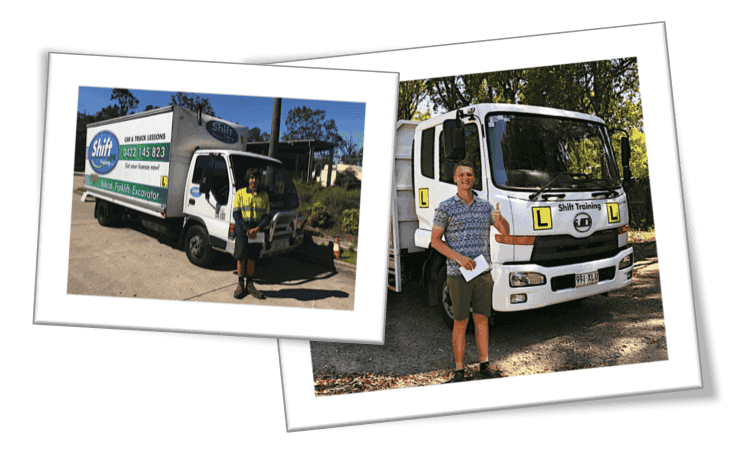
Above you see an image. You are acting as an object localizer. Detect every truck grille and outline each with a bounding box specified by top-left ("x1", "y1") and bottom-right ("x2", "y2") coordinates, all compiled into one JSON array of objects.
[{"x1": 530, "y1": 229, "x2": 619, "y2": 267}]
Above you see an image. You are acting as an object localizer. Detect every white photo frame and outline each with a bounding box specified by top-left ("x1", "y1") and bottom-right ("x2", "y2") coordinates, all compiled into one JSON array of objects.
[
  {"x1": 35, "y1": 53, "x2": 398, "y2": 343},
  {"x1": 278, "y1": 23, "x2": 702, "y2": 431},
  {"x1": 34, "y1": 46, "x2": 277, "y2": 348}
]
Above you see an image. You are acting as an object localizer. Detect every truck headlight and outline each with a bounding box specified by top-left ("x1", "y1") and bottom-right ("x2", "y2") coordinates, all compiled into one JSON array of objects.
[
  {"x1": 510, "y1": 272, "x2": 546, "y2": 287},
  {"x1": 619, "y1": 253, "x2": 634, "y2": 270}
]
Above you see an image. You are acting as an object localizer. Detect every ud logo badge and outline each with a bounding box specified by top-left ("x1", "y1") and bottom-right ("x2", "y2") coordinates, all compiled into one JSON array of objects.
[
  {"x1": 418, "y1": 188, "x2": 429, "y2": 208},
  {"x1": 574, "y1": 212, "x2": 592, "y2": 233},
  {"x1": 607, "y1": 202, "x2": 620, "y2": 223},
  {"x1": 532, "y1": 207, "x2": 552, "y2": 230}
]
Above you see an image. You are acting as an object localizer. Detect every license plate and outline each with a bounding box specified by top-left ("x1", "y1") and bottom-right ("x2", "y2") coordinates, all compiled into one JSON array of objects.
[{"x1": 575, "y1": 271, "x2": 599, "y2": 288}]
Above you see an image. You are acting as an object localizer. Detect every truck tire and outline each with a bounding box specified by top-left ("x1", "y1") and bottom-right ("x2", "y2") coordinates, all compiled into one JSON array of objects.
[
  {"x1": 437, "y1": 266, "x2": 485, "y2": 330},
  {"x1": 185, "y1": 225, "x2": 215, "y2": 267},
  {"x1": 95, "y1": 200, "x2": 117, "y2": 227},
  {"x1": 437, "y1": 266, "x2": 456, "y2": 330}
]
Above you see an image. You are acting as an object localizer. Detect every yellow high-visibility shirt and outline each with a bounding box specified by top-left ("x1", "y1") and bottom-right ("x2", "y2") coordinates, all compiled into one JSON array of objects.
[{"x1": 233, "y1": 186, "x2": 270, "y2": 232}]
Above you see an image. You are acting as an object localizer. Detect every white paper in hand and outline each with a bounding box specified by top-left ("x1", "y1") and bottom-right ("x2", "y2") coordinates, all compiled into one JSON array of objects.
[
  {"x1": 252, "y1": 231, "x2": 265, "y2": 244},
  {"x1": 460, "y1": 254, "x2": 489, "y2": 282}
]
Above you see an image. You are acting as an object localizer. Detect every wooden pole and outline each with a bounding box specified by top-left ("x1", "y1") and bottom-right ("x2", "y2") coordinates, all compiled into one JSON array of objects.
[
  {"x1": 268, "y1": 98, "x2": 281, "y2": 158},
  {"x1": 294, "y1": 153, "x2": 300, "y2": 181},
  {"x1": 326, "y1": 147, "x2": 335, "y2": 187},
  {"x1": 306, "y1": 143, "x2": 313, "y2": 183}
]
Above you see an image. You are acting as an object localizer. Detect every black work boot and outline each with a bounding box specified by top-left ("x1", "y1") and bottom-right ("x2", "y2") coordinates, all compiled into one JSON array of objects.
[
  {"x1": 246, "y1": 278, "x2": 266, "y2": 299},
  {"x1": 234, "y1": 277, "x2": 246, "y2": 299},
  {"x1": 479, "y1": 361, "x2": 503, "y2": 379},
  {"x1": 447, "y1": 368, "x2": 465, "y2": 383}
]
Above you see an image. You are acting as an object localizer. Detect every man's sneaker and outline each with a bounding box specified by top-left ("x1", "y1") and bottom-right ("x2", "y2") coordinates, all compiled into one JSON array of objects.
[
  {"x1": 246, "y1": 279, "x2": 266, "y2": 299},
  {"x1": 479, "y1": 361, "x2": 503, "y2": 379},
  {"x1": 447, "y1": 369, "x2": 465, "y2": 383},
  {"x1": 234, "y1": 278, "x2": 246, "y2": 299}
]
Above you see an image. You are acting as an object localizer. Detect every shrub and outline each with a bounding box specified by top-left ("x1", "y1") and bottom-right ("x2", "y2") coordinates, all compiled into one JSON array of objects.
[
  {"x1": 334, "y1": 169, "x2": 361, "y2": 190},
  {"x1": 293, "y1": 178, "x2": 362, "y2": 234},
  {"x1": 342, "y1": 209, "x2": 360, "y2": 234},
  {"x1": 308, "y1": 201, "x2": 332, "y2": 228}
]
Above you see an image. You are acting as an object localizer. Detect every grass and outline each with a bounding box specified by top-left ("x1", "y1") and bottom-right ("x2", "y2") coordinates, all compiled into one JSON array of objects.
[{"x1": 337, "y1": 248, "x2": 357, "y2": 265}]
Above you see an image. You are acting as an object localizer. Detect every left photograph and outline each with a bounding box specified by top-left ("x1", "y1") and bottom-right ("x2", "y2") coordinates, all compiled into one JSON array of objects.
[
  {"x1": 36, "y1": 53, "x2": 397, "y2": 342},
  {"x1": 71, "y1": 89, "x2": 362, "y2": 309}
]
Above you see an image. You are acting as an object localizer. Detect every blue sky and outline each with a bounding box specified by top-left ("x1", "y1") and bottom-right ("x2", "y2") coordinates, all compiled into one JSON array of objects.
[{"x1": 77, "y1": 87, "x2": 366, "y2": 148}]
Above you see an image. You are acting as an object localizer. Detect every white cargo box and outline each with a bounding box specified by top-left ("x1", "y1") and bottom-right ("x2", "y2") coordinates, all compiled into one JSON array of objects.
[{"x1": 84, "y1": 105, "x2": 248, "y2": 218}]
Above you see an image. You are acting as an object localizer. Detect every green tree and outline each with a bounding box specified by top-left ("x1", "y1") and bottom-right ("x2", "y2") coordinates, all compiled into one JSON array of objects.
[
  {"x1": 170, "y1": 92, "x2": 216, "y2": 116},
  {"x1": 398, "y1": 79, "x2": 429, "y2": 120},
  {"x1": 413, "y1": 110, "x2": 431, "y2": 121},
  {"x1": 339, "y1": 135, "x2": 363, "y2": 166},
  {"x1": 110, "y1": 89, "x2": 139, "y2": 115},
  {"x1": 283, "y1": 106, "x2": 343, "y2": 171},
  {"x1": 282, "y1": 106, "x2": 342, "y2": 144},
  {"x1": 425, "y1": 76, "x2": 471, "y2": 112},
  {"x1": 247, "y1": 127, "x2": 270, "y2": 142}
]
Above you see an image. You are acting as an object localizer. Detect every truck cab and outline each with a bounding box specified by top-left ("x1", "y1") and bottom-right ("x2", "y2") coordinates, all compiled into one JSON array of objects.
[
  {"x1": 391, "y1": 103, "x2": 634, "y2": 325},
  {"x1": 183, "y1": 150, "x2": 305, "y2": 266}
]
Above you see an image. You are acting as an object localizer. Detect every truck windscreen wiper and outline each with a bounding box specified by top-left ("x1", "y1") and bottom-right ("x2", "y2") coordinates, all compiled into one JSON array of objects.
[
  {"x1": 529, "y1": 172, "x2": 588, "y2": 200},
  {"x1": 585, "y1": 178, "x2": 619, "y2": 197}
]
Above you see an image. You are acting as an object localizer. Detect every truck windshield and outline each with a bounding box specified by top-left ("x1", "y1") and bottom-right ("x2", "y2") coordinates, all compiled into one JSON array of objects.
[
  {"x1": 230, "y1": 155, "x2": 299, "y2": 211},
  {"x1": 486, "y1": 113, "x2": 621, "y2": 191}
]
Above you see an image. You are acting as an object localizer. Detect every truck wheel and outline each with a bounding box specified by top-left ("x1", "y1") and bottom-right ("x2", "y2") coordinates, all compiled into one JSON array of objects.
[
  {"x1": 437, "y1": 266, "x2": 481, "y2": 330},
  {"x1": 95, "y1": 200, "x2": 117, "y2": 227},
  {"x1": 437, "y1": 266, "x2": 456, "y2": 330},
  {"x1": 185, "y1": 225, "x2": 215, "y2": 267}
]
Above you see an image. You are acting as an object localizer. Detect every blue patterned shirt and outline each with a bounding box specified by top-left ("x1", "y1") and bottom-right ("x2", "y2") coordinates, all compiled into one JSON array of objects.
[{"x1": 432, "y1": 193, "x2": 494, "y2": 276}]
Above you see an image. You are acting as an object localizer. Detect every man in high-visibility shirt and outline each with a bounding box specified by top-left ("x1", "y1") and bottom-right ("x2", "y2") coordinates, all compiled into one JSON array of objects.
[{"x1": 233, "y1": 168, "x2": 271, "y2": 299}]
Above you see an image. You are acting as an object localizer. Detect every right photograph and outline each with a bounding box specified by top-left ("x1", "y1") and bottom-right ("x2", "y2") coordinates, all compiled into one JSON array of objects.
[{"x1": 313, "y1": 58, "x2": 666, "y2": 394}]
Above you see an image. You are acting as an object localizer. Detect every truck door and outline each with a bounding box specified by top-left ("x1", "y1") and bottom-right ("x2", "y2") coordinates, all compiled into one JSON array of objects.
[
  {"x1": 415, "y1": 122, "x2": 486, "y2": 228},
  {"x1": 185, "y1": 154, "x2": 232, "y2": 250}
]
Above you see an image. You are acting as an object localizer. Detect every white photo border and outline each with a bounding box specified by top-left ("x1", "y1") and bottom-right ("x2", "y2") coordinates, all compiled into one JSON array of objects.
[
  {"x1": 35, "y1": 53, "x2": 398, "y2": 344},
  {"x1": 278, "y1": 22, "x2": 702, "y2": 431}
]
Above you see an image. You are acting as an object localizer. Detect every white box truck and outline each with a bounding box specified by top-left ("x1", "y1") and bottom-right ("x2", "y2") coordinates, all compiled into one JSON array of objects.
[
  {"x1": 389, "y1": 103, "x2": 635, "y2": 328},
  {"x1": 82, "y1": 104, "x2": 306, "y2": 267}
]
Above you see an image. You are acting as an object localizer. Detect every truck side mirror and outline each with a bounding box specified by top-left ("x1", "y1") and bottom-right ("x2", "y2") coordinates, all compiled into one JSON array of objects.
[
  {"x1": 621, "y1": 136, "x2": 631, "y2": 184},
  {"x1": 443, "y1": 120, "x2": 465, "y2": 161},
  {"x1": 199, "y1": 166, "x2": 213, "y2": 197}
]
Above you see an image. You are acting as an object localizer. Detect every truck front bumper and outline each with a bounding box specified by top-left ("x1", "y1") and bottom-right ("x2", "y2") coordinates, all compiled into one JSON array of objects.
[
  {"x1": 492, "y1": 246, "x2": 634, "y2": 312},
  {"x1": 223, "y1": 210, "x2": 306, "y2": 259}
]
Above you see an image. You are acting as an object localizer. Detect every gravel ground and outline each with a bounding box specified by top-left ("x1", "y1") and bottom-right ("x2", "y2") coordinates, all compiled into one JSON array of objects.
[{"x1": 311, "y1": 239, "x2": 665, "y2": 394}]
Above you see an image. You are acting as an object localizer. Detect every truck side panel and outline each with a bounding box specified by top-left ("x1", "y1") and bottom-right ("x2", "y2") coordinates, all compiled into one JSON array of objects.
[
  {"x1": 393, "y1": 121, "x2": 420, "y2": 253},
  {"x1": 85, "y1": 108, "x2": 175, "y2": 217}
]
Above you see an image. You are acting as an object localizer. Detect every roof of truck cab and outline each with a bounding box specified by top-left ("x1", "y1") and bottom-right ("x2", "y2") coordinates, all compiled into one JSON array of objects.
[{"x1": 422, "y1": 103, "x2": 605, "y2": 127}]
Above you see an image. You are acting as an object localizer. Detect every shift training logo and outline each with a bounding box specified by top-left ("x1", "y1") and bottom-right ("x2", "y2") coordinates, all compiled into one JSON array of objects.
[{"x1": 88, "y1": 131, "x2": 120, "y2": 174}]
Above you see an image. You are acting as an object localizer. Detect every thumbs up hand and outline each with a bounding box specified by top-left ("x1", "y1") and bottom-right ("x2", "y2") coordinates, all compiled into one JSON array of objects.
[{"x1": 492, "y1": 202, "x2": 502, "y2": 223}]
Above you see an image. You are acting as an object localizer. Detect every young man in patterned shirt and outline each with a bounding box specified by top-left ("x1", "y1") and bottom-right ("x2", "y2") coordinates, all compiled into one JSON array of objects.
[
  {"x1": 232, "y1": 168, "x2": 271, "y2": 300},
  {"x1": 431, "y1": 160, "x2": 511, "y2": 382}
]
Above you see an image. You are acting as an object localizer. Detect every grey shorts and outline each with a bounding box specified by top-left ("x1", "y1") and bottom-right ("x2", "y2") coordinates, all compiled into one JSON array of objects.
[
  {"x1": 234, "y1": 232, "x2": 263, "y2": 262},
  {"x1": 447, "y1": 271, "x2": 494, "y2": 321}
]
